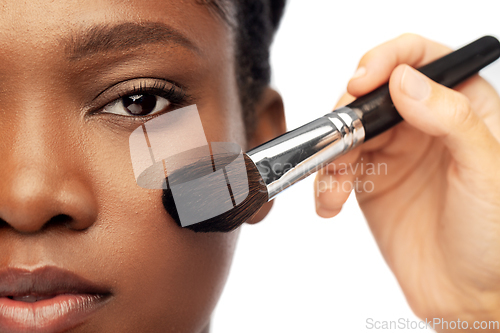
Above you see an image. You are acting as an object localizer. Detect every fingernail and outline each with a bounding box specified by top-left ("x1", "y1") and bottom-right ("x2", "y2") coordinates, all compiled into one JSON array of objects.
[
  {"x1": 351, "y1": 67, "x2": 366, "y2": 80},
  {"x1": 401, "y1": 66, "x2": 431, "y2": 101}
]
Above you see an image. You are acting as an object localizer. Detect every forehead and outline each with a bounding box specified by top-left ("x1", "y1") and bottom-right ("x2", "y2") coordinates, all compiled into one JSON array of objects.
[{"x1": 0, "y1": 0, "x2": 234, "y2": 63}]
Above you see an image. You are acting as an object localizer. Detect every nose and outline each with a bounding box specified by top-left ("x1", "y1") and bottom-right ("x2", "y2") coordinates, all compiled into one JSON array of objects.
[
  {"x1": 0, "y1": 121, "x2": 98, "y2": 234},
  {"x1": 0, "y1": 168, "x2": 98, "y2": 233}
]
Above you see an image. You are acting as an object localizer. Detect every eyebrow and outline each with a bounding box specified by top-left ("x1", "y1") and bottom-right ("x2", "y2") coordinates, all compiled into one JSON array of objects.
[{"x1": 64, "y1": 22, "x2": 200, "y2": 60}]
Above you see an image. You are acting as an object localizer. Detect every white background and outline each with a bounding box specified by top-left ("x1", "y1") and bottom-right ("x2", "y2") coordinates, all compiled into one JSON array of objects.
[{"x1": 213, "y1": 0, "x2": 500, "y2": 332}]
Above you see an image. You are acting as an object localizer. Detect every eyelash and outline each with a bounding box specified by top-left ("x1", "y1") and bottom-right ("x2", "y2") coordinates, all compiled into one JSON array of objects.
[
  {"x1": 96, "y1": 80, "x2": 188, "y2": 120},
  {"x1": 115, "y1": 81, "x2": 186, "y2": 106}
]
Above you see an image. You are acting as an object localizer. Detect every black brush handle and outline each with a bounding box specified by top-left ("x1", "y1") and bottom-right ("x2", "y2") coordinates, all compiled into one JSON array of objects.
[{"x1": 347, "y1": 36, "x2": 500, "y2": 141}]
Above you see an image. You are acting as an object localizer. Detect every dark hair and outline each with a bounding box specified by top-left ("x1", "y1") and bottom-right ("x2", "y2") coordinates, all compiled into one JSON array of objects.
[
  {"x1": 232, "y1": 0, "x2": 286, "y2": 137},
  {"x1": 203, "y1": 0, "x2": 287, "y2": 138}
]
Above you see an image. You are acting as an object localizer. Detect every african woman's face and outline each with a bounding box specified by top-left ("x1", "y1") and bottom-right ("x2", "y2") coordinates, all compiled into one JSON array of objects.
[{"x1": 0, "y1": 0, "x2": 249, "y2": 332}]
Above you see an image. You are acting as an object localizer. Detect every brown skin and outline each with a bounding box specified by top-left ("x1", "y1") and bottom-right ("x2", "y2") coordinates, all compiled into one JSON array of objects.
[{"x1": 0, "y1": 0, "x2": 285, "y2": 332}]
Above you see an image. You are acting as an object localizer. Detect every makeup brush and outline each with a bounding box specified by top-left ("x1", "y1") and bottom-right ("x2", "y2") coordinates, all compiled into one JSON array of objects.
[{"x1": 163, "y1": 35, "x2": 500, "y2": 232}]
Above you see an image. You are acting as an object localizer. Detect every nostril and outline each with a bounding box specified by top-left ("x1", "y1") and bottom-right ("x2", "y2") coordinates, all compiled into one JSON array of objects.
[
  {"x1": 0, "y1": 175, "x2": 98, "y2": 233},
  {"x1": 42, "y1": 214, "x2": 73, "y2": 231}
]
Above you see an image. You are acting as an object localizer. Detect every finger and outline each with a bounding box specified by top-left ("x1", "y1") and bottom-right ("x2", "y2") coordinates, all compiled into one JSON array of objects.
[
  {"x1": 315, "y1": 169, "x2": 355, "y2": 218},
  {"x1": 389, "y1": 64, "x2": 500, "y2": 173},
  {"x1": 314, "y1": 149, "x2": 361, "y2": 218},
  {"x1": 334, "y1": 92, "x2": 423, "y2": 155},
  {"x1": 347, "y1": 33, "x2": 451, "y2": 97},
  {"x1": 334, "y1": 91, "x2": 356, "y2": 109},
  {"x1": 454, "y1": 75, "x2": 500, "y2": 141}
]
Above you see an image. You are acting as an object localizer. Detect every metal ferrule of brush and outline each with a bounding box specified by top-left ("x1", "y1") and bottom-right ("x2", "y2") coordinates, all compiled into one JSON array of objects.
[{"x1": 247, "y1": 107, "x2": 366, "y2": 201}]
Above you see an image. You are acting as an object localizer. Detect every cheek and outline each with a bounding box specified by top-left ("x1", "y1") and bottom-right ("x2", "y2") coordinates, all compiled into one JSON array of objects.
[
  {"x1": 99, "y1": 206, "x2": 239, "y2": 331},
  {"x1": 81, "y1": 124, "x2": 240, "y2": 331}
]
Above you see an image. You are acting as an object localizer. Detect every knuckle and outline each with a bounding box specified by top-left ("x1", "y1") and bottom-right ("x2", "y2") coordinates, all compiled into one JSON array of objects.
[
  {"x1": 449, "y1": 92, "x2": 474, "y2": 126},
  {"x1": 361, "y1": 33, "x2": 425, "y2": 65},
  {"x1": 359, "y1": 48, "x2": 376, "y2": 65},
  {"x1": 397, "y1": 32, "x2": 423, "y2": 43}
]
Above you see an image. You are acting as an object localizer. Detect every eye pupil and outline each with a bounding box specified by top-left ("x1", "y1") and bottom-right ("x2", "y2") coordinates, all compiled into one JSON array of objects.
[{"x1": 123, "y1": 94, "x2": 157, "y2": 115}]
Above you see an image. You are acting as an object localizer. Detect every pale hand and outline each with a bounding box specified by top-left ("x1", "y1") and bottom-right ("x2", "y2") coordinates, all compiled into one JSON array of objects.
[{"x1": 314, "y1": 34, "x2": 500, "y2": 331}]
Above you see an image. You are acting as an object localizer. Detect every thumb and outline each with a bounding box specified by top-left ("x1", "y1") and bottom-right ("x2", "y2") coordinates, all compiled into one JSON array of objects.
[{"x1": 389, "y1": 64, "x2": 500, "y2": 173}]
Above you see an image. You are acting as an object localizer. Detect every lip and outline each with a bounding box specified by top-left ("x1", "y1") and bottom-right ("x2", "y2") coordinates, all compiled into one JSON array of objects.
[{"x1": 0, "y1": 266, "x2": 112, "y2": 333}]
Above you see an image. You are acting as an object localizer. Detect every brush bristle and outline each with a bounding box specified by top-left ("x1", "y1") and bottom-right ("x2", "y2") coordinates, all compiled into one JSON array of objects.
[{"x1": 162, "y1": 153, "x2": 269, "y2": 233}]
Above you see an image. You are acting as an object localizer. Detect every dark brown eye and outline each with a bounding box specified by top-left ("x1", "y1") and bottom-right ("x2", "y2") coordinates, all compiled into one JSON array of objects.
[
  {"x1": 123, "y1": 94, "x2": 157, "y2": 115},
  {"x1": 103, "y1": 94, "x2": 171, "y2": 117}
]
